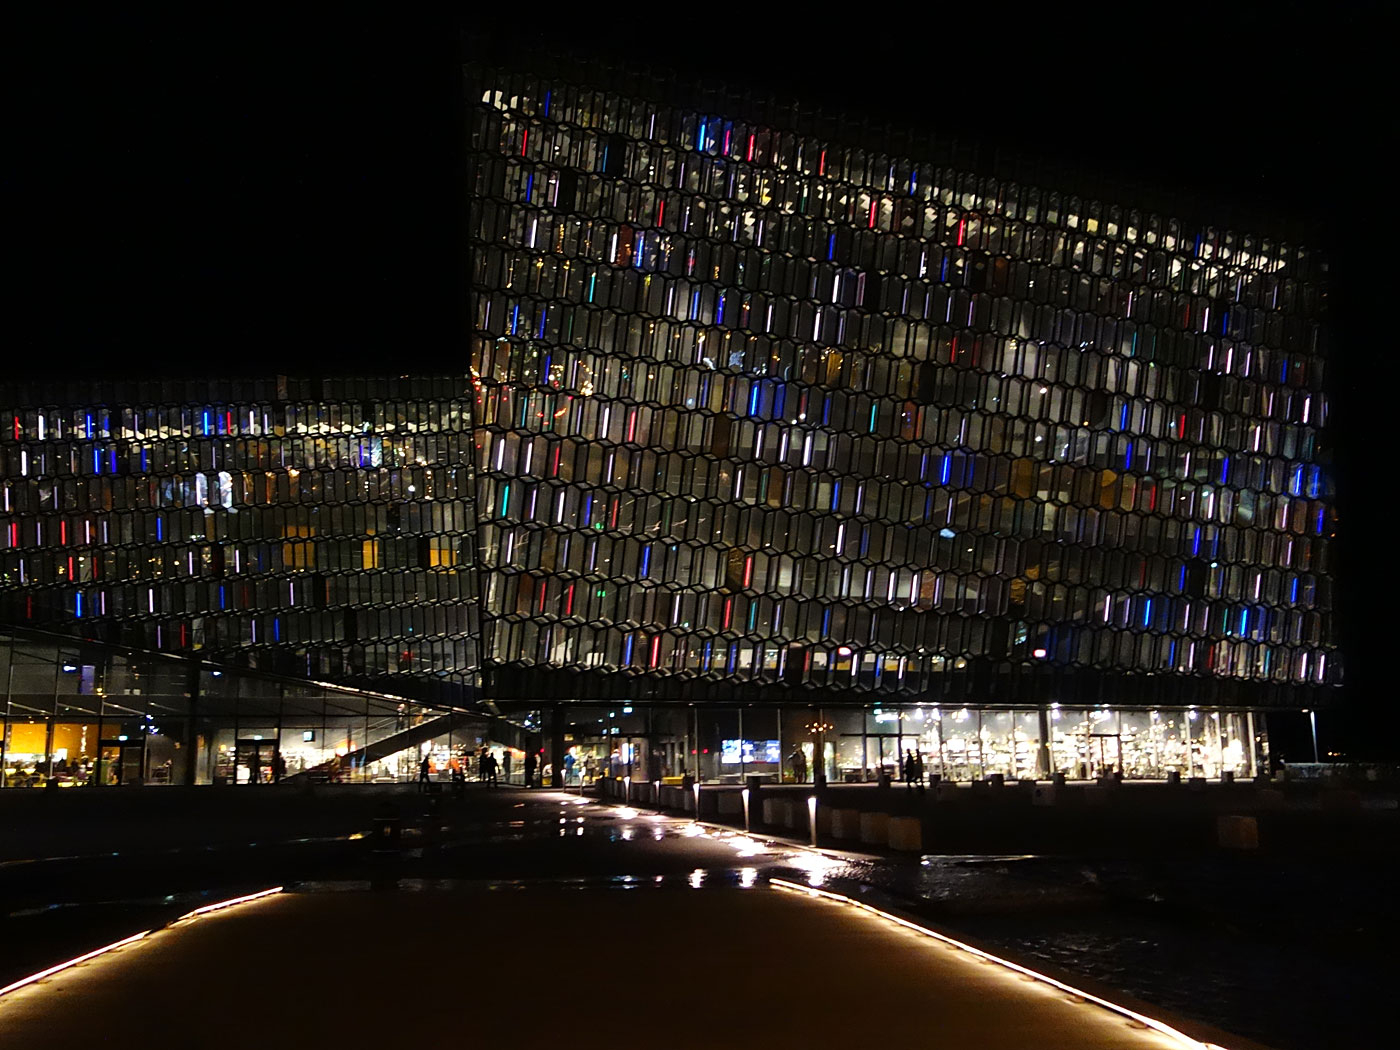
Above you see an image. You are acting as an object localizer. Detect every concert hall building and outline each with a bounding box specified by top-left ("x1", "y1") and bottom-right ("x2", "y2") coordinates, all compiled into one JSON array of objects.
[{"x1": 0, "y1": 59, "x2": 1336, "y2": 787}]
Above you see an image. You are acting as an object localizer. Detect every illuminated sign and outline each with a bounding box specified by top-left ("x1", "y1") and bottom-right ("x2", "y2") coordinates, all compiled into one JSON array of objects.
[{"x1": 720, "y1": 739, "x2": 781, "y2": 764}]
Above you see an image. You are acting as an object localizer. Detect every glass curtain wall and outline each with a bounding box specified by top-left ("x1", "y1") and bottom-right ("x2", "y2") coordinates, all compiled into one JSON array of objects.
[
  {"x1": 567, "y1": 701, "x2": 1264, "y2": 785},
  {"x1": 0, "y1": 627, "x2": 510, "y2": 788},
  {"x1": 0, "y1": 378, "x2": 483, "y2": 705},
  {"x1": 463, "y1": 62, "x2": 1338, "y2": 716}
]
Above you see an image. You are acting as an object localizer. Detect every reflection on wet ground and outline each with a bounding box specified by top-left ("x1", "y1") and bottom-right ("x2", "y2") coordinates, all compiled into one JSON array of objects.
[
  {"x1": 564, "y1": 796, "x2": 1389, "y2": 1050},
  {"x1": 4, "y1": 789, "x2": 1386, "y2": 1050}
]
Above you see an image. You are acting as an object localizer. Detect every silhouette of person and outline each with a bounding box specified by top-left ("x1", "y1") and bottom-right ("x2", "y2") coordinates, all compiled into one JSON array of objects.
[
  {"x1": 790, "y1": 748, "x2": 807, "y2": 784},
  {"x1": 525, "y1": 750, "x2": 537, "y2": 789},
  {"x1": 418, "y1": 756, "x2": 431, "y2": 793}
]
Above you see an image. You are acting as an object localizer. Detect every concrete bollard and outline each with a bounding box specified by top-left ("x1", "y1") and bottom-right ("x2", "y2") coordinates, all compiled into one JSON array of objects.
[
  {"x1": 717, "y1": 791, "x2": 743, "y2": 815},
  {"x1": 887, "y1": 816, "x2": 922, "y2": 852},
  {"x1": 816, "y1": 804, "x2": 833, "y2": 834},
  {"x1": 986, "y1": 773, "x2": 1005, "y2": 788},
  {"x1": 859, "y1": 811, "x2": 890, "y2": 846},
  {"x1": 831, "y1": 808, "x2": 861, "y2": 840},
  {"x1": 1217, "y1": 815, "x2": 1259, "y2": 850},
  {"x1": 761, "y1": 798, "x2": 782, "y2": 826}
]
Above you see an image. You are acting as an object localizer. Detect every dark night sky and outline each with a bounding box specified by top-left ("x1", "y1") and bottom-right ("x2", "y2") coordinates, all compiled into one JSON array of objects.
[{"x1": 11, "y1": 9, "x2": 1388, "y2": 755}]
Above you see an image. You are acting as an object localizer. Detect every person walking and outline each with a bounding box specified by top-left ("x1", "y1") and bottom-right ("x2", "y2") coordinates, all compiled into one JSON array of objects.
[
  {"x1": 486, "y1": 751, "x2": 499, "y2": 788},
  {"x1": 418, "y1": 756, "x2": 431, "y2": 793},
  {"x1": 914, "y1": 749, "x2": 926, "y2": 791},
  {"x1": 903, "y1": 749, "x2": 916, "y2": 791},
  {"x1": 790, "y1": 748, "x2": 807, "y2": 784},
  {"x1": 524, "y1": 750, "x2": 536, "y2": 789}
]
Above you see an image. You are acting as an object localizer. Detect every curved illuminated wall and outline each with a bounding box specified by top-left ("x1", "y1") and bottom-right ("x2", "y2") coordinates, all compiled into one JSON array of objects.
[{"x1": 466, "y1": 61, "x2": 1338, "y2": 709}]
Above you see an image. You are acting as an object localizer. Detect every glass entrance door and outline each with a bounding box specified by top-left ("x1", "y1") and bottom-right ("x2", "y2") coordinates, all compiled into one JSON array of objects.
[
  {"x1": 1090, "y1": 733, "x2": 1122, "y2": 777},
  {"x1": 235, "y1": 740, "x2": 279, "y2": 784},
  {"x1": 97, "y1": 739, "x2": 146, "y2": 786}
]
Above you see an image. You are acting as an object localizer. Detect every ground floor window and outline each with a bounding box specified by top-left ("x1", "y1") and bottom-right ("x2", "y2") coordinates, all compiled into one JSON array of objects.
[{"x1": 549, "y1": 703, "x2": 1271, "y2": 787}]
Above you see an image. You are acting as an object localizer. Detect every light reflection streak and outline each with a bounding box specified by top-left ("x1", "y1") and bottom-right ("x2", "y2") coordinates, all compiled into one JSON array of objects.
[
  {"x1": 726, "y1": 835, "x2": 770, "y2": 858},
  {"x1": 778, "y1": 852, "x2": 842, "y2": 886}
]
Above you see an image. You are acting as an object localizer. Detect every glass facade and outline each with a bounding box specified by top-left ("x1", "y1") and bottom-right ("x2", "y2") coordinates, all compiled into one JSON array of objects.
[
  {"x1": 0, "y1": 625, "x2": 521, "y2": 789},
  {"x1": 555, "y1": 701, "x2": 1268, "y2": 786},
  {"x1": 0, "y1": 62, "x2": 1339, "y2": 783},
  {"x1": 465, "y1": 63, "x2": 1338, "y2": 714},
  {"x1": 0, "y1": 376, "x2": 482, "y2": 705}
]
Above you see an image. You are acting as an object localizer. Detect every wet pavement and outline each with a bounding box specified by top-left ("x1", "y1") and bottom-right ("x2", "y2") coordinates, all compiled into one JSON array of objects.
[{"x1": 2, "y1": 786, "x2": 1382, "y2": 1049}]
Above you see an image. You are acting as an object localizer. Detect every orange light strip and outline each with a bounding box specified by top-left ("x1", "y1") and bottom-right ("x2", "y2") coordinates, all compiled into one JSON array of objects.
[
  {"x1": 0, "y1": 886, "x2": 284, "y2": 1002},
  {"x1": 770, "y1": 879, "x2": 1229, "y2": 1050},
  {"x1": 0, "y1": 931, "x2": 149, "y2": 999},
  {"x1": 174, "y1": 885, "x2": 283, "y2": 923}
]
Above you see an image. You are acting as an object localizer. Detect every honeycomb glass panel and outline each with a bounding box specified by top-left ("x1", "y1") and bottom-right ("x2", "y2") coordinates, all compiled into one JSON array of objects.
[{"x1": 0, "y1": 63, "x2": 1340, "y2": 775}]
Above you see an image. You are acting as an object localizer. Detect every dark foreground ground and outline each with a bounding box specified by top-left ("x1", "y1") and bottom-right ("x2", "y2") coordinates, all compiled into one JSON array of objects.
[
  {"x1": 1, "y1": 785, "x2": 1392, "y2": 1049},
  {"x1": 2, "y1": 883, "x2": 1214, "y2": 1050}
]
